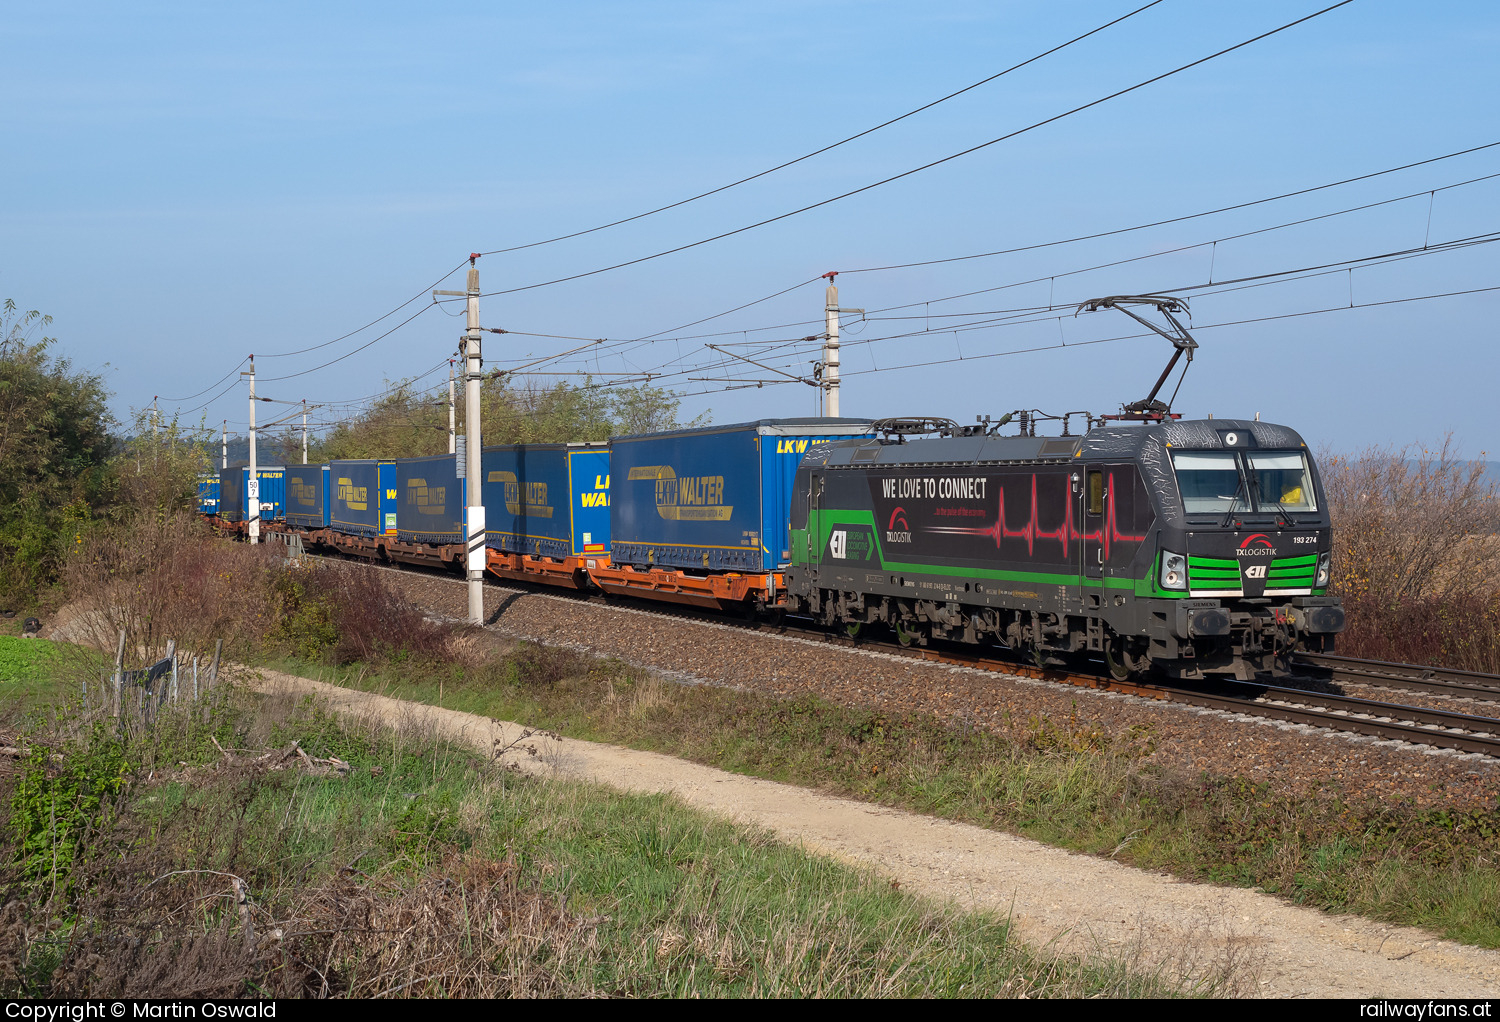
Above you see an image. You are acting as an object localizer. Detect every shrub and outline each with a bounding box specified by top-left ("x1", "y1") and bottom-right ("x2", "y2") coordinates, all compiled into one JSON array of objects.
[
  {"x1": 268, "y1": 560, "x2": 452, "y2": 666},
  {"x1": 0, "y1": 303, "x2": 115, "y2": 599},
  {"x1": 8, "y1": 721, "x2": 131, "y2": 887},
  {"x1": 1321, "y1": 436, "x2": 1500, "y2": 670},
  {"x1": 60, "y1": 512, "x2": 281, "y2": 666},
  {"x1": 317, "y1": 563, "x2": 452, "y2": 665}
]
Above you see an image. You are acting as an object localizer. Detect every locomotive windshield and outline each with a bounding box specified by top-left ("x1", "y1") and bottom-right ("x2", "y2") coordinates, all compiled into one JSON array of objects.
[
  {"x1": 1171, "y1": 451, "x2": 1250, "y2": 514},
  {"x1": 1171, "y1": 449, "x2": 1318, "y2": 514},
  {"x1": 1248, "y1": 452, "x2": 1317, "y2": 511}
]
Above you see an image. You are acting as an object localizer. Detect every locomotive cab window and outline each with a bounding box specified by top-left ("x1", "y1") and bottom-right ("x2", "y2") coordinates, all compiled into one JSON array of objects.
[
  {"x1": 1087, "y1": 471, "x2": 1104, "y2": 516},
  {"x1": 1171, "y1": 451, "x2": 1250, "y2": 514},
  {"x1": 1249, "y1": 452, "x2": 1317, "y2": 512}
]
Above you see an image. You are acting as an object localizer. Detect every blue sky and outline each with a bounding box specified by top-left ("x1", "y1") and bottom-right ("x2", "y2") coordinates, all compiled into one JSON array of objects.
[{"x1": 4, "y1": 1, "x2": 1498, "y2": 457}]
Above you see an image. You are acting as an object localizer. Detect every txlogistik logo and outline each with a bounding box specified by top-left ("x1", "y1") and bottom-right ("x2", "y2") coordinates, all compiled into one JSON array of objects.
[
  {"x1": 885, "y1": 506, "x2": 912, "y2": 544},
  {"x1": 1236, "y1": 533, "x2": 1276, "y2": 558}
]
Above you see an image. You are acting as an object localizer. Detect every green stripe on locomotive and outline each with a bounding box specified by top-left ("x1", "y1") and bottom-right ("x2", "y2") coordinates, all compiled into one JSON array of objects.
[{"x1": 796, "y1": 509, "x2": 1327, "y2": 599}]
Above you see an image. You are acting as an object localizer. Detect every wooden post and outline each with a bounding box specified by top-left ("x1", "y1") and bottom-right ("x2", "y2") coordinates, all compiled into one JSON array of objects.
[
  {"x1": 166, "y1": 639, "x2": 177, "y2": 704},
  {"x1": 233, "y1": 877, "x2": 256, "y2": 951},
  {"x1": 112, "y1": 629, "x2": 126, "y2": 718},
  {"x1": 193, "y1": 655, "x2": 199, "y2": 701}
]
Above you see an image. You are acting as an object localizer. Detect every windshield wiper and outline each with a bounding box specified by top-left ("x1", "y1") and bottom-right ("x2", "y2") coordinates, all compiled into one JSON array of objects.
[
  {"x1": 1249, "y1": 471, "x2": 1297, "y2": 526},
  {"x1": 1219, "y1": 473, "x2": 1248, "y2": 528}
]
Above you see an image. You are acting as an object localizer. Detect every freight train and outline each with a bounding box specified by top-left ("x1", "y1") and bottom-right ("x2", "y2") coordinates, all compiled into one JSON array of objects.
[{"x1": 203, "y1": 414, "x2": 1344, "y2": 681}]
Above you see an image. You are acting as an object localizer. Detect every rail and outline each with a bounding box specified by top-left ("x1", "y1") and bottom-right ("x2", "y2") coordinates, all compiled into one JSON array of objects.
[
  {"x1": 1290, "y1": 652, "x2": 1500, "y2": 700},
  {"x1": 857, "y1": 643, "x2": 1500, "y2": 758}
]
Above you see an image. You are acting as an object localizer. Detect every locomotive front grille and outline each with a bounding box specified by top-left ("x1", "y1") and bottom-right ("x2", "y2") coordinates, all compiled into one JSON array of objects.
[
  {"x1": 1188, "y1": 554, "x2": 1240, "y2": 595},
  {"x1": 1265, "y1": 554, "x2": 1318, "y2": 591},
  {"x1": 1186, "y1": 552, "x2": 1320, "y2": 597}
]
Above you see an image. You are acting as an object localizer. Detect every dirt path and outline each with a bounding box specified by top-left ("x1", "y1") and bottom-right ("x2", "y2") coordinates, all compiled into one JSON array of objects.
[{"x1": 247, "y1": 666, "x2": 1499, "y2": 997}]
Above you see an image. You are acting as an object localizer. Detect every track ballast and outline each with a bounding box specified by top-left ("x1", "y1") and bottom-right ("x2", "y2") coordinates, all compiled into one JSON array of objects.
[{"x1": 303, "y1": 549, "x2": 1500, "y2": 760}]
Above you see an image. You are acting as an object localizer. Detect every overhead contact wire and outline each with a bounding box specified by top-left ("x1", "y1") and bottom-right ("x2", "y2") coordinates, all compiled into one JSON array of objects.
[
  {"x1": 840, "y1": 140, "x2": 1500, "y2": 276},
  {"x1": 477, "y1": 1, "x2": 1166, "y2": 258},
  {"x1": 258, "y1": 304, "x2": 438, "y2": 383},
  {"x1": 258, "y1": 261, "x2": 468, "y2": 359},
  {"x1": 479, "y1": 1, "x2": 1356, "y2": 299}
]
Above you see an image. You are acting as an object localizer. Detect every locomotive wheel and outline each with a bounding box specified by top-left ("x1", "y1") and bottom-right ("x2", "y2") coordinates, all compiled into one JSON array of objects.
[
  {"x1": 895, "y1": 619, "x2": 919, "y2": 648},
  {"x1": 1105, "y1": 640, "x2": 1133, "y2": 682}
]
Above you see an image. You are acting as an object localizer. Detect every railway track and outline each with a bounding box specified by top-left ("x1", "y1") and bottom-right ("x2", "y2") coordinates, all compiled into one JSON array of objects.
[
  {"x1": 308, "y1": 550, "x2": 1500, "y2": 759},
  {"x1": 1291, "y1": 651, "x2": 1500, "y2": 701},
  {"x1": 846, "y1": 639, "x2": 1500, "y2": 758}
]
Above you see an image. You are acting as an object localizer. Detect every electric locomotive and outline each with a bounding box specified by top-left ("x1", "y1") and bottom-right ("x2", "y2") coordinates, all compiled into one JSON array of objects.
[
  {"x1": 784, "y1": 295, "x2": 1344, "y2": 681},
  {"x1": 785, "y1": 416, "x2": 1343, "y2": 680}
]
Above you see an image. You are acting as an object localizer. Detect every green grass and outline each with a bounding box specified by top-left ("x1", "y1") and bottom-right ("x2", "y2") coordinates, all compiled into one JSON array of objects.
[
  {"x1": 0, "y1": 634, "x2": 61, "y2": 684},
  {"x1": 0, "y1": 636, "x2": 107, "y2": 718},
  {"x1": 263, "y1": 645, "x2": 1500, "y2": 951},
  {"x1": 2, "y1": 688, "x2": 1190, "y2": 998}
]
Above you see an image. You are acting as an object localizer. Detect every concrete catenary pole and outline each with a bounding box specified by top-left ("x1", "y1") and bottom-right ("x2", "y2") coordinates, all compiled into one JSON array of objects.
[
  {"x1": 301, "y1": 399, "x2": 308, "y2": 464},
  {"x1": 152, "y1": 396, "x2": 159, "y2": 436},
  {"x1": 463, "y1": 257, "x2": 484, "y2": 624},
  {"x1": 221, "y1": 420, "x2": 228, "y2": 470},
  {"x1": 823, "y1": 277, "x2": 839, "y2": 417},
  {"x1": 821, "y1": 272, "x2": 862, "y2": 419},
  {"x1": 435, "y1": 259, "x2": 485, "y2": 625},
  {"x1": 246, "y1": 357, "x2": 259, "y2": 545},
  {"x1": 447, "y1": 360, "x2": 457, "y2": 455}
]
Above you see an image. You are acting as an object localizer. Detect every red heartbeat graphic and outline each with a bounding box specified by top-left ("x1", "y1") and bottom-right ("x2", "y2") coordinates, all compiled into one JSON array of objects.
[{"x1": 928, "y1": 472, "x2": 1146, "y2": 559}]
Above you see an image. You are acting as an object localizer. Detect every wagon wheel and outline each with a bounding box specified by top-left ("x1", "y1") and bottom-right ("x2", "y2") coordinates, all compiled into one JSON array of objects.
[
  {"x1": 845, "y1": 621, "x2": 862, "y2": 640},
  {"x1": 894, "y1": 619, "x2": 920, "y2": 648}
]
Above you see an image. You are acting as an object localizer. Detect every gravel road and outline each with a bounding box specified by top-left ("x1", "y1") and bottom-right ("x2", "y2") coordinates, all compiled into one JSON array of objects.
[{"x1": 245, "y1": 666, "x2": 1500, "y2": 998}]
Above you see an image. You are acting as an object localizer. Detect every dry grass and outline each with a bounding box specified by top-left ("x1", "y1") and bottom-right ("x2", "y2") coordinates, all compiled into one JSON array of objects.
[
  {"x1": 1321, "y1": 436, "x2": 1500, "y2": 670},
  {"x1": 54, "y1": 513, "x2": 461, "y2": 677},
  {"x1": 58, "y1": 513, "x2": 281, "y2": 666},
  {"x1": 0, "y1": 687, "x2": 1189, "y2": 999},
  {"x1": 24, "y1": 852, "x2": 585, "y2": 998}
]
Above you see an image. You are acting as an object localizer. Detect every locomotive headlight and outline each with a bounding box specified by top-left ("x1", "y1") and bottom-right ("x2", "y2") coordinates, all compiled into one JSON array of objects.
[
  {"x1": 1315, "y1": 551, "x2": 1331, "y2": 588},
  {"x1": 1161, "y1": 551, "x2": 1187, "y2": 590}
]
